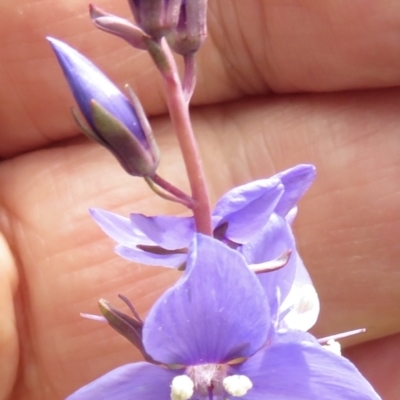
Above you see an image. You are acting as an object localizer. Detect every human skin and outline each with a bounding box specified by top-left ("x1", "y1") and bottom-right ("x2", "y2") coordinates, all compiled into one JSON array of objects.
[{"x1": 0, "y1": 0, "x2": 399, "y2": 399}]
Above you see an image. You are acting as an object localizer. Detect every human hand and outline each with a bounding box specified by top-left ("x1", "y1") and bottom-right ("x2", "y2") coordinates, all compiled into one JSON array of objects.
[{"x1": 0, "y1": 1, "x2": 399, "y2": 399}]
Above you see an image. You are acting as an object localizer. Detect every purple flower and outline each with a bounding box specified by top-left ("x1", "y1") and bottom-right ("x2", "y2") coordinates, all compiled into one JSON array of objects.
[
  {"x1": 47, "y1": 38, "x2": 159, "y2": 177},
  {"x1": 91, "y1": 164, "x2": 319, "y2": 329},
  {"x1": 66, "y1": 235, "x2": 381, "y2": 400}
]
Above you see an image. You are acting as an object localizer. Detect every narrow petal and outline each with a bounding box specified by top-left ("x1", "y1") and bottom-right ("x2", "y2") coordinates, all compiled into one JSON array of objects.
[
  {"x1": 130, "y1": 214, "x2": 194, "y2": 249},
  {"x1": 90, "y1": 208, "x2": 154, "y2": 246},
  {"x1": 235, "y1": 331, "x2": 381, "y2": 400},
  {"x1": 273, "y1": 164, "x2": 316, "y2": 217},
  {"x1": 212, "y1": 179, "x2": 284, "y2": 243},
  {"x1": 66, "y1": 362, "x2": 177, "y2": 400},
  {"x1": 47, "y1": 37, "x2": 146, "y2": 144},
  {"x1": 116, "y1": 245, "x2": 186, "y2": 268},
  {"x1": 241, "y1": 214, "x2": 298, "y2": 310},
  {"x1": 143, "y1": 234, "x2": 270, "y2": 365}
]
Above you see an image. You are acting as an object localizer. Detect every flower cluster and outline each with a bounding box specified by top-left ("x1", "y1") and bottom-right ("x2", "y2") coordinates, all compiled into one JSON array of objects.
[
  {"x1": 47, "y1": 0, "x2": 382, "y2": 399},
  {"x1": 67, "y1": 235, "x2": 380, "y2": 400}
]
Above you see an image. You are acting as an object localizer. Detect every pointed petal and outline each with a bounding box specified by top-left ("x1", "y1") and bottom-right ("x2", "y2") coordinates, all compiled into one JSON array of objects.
[
  {"x1": 235, "y1": 331, "x2": 381, "y2": 400},
  {"x1": 66, "y1": 362, "x2": 178, "y2": 400},
  {"x1": 212, "y1": 179, "x2": 284, "y2": 243},
  {"x1": 130, "y1": 214, "x2": 194, "y2": 249},
  {"x1": 279, "y1": 255, "x2": 320, "y2": 331},
  {"x1": 116, "y1": 245, "x2": 186, "y2": 268},
  {"x1": 47, "y1": 38, "x2": 146, "y2": 144},
  {"x1": 90, "y1": 208, "x2": 154, "y2": 246},
  {"x1": 241, "y1": 214, "x2": 298, "y2": 310},
  {"x1": 273, "y1": 164, "x2": 316, "y2": 217},
  {"x1": 143, "y1": 234, "x2": 270, "y2": 365}
]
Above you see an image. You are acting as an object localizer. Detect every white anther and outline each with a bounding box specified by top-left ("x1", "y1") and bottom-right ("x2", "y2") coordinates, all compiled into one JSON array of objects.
[
  {"x1": 170, "y1": 375, "x2": 194, "y2": 400},
  {"x1": 223, "y1": 375, "x2": 253, "y2": 397},
  {"x1": 323, "y1": 339, "x2": 342, "y2": 355}
]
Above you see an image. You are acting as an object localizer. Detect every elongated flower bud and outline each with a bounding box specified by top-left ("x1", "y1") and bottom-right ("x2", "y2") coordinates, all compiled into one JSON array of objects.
[
  {"x1": 167, "y1": 0, "x2": 208, "y2": 56},
  {"x1": 89, "y1": 4, "x2": 149, "y2": 50},
  {"x1": 47, "y1": 37, "x2": 159, "y2": 177},
  {"x1": 128, "y1": 0, "x2": 182, "y2": 39}
]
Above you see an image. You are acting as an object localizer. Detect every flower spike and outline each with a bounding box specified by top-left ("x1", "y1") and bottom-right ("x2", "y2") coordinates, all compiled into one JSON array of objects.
[{"x1": 47, "y1": 37, "x2": 159, "y2": 177}]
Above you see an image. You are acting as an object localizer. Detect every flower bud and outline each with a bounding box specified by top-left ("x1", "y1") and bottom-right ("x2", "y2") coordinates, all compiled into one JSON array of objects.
[
  {"x1": 89, "y1": 4, "x2": 149, "y2": 50},
  {"x1": 47, "y1": 37, "x2": 159, "y2": 177},
  {"x1": 128, "y1": 0, "x2": 183, "y2": 39},
  {"x1": 167, "y1": 0, "x2": 208, "y2": 56},
  {"x1": 98, "y1": 298, "x2": 159, "y2": 364}
]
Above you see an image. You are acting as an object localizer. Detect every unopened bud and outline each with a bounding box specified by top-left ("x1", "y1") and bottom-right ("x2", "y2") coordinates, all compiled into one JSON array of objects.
[
  {"x1": 89, "y1": 4, "x2": 149, "y2": 50},
  {"x1": 128, "y1": 0, "x2": 182, "y2": 39},
  {"x1": 167, "y1": 0, "x2": 208, "y2": 56},
  {"x1": 47, "y1": 37, "x2": 159, "y2": 177}
]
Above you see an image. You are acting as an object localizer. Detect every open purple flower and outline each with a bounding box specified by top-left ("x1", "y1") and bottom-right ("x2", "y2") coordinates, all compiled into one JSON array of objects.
[
  {"x1": 48, "y1": 37, "x2": 159, "y2": 177},
  {"x1": 67, "y1": 235, "x2": 381, "y2": 400},
  {"x1": 91, "y1": 164, "x2": 319, "y2": 329}
]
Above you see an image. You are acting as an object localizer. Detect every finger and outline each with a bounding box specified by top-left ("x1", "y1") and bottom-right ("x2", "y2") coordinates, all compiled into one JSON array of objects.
[
  {"x1": 2, "y1": 0, "x2": 400, "y2": 156},
  {"x1": 1, "y1": 88, "x2": 399, "y2": 397},
  {"x1": 344, "y1": 333, "x2": 400, "y2": 400},
  {"x1": 0, "y1": 230, "x2": 18, "y2": 400}
]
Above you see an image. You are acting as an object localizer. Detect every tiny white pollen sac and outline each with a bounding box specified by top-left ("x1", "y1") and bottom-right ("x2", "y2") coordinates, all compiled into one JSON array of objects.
[
  {"x1": 170, "y1": 375, "x2": 194, "y2": 400},
  {"x1": 323, "y1": 339, "x2": 342, "y2": 355},
  {"x1": 223, "y1": 375, "x2": 253, "y2": 397}
]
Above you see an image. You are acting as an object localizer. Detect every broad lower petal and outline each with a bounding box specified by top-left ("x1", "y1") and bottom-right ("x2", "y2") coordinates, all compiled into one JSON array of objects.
[
  {"x1": 143, "y1": 234, "x2": 270, "y2": 365},
  {"x1": 273, "y1": 164, "x2": 316, "y2": 218},
  {"x1": 66, "y1": 362, "x2": 177, "y2": 400},
  {"x1": 130, "y1": 214, "x2": 194, "y2": 249},
  {"x1": 234, "y1": 331, "x2": 381, "y2": 400}
]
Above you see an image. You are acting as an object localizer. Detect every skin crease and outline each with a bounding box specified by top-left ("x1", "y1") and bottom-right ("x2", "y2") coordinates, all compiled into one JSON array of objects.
[{"x1": 0, "y1": 0, "x2": 399, "y2": 398}]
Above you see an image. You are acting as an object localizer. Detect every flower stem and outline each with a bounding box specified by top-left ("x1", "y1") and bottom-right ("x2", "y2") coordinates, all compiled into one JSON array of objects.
[
  {"x1": 145, "y1": 38, "x2": 212, "y2": 235},
  {"x1": 144, "y1": 175, "x2": 194, "y2": 209}
]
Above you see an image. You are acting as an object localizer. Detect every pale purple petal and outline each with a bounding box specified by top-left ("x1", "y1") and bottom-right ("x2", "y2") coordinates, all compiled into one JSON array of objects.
[
  {"x1": 130, "y1": 214, "x2": 194, "y2": 249},
  {"x1": 241, "y1": 214, "x2": 298, "y2": 310},
  {"x1": 279, "y1": 254, "x2": 320, "y2": 331},
  {"x1": 66, "y1": 362, "x2": 177, "y2": 400},
  {"x1": 235, "y1": 331, "x2": 381, "y2": 400},
  {"x1": 212, "y1": 179, "x2": 284, "y2": 243},
  {"x1": 143, "y1": 234, "x2": 270, "y2": 365},
  {"x1": 273, "y1": 164, "x2": 316, "y2": 217},
  {"x1": 90, "y1": 208, "x2": 155, "y2": 246},
  {"x1": 116, "y1": 245, "x2": 186, "y2": 268}
]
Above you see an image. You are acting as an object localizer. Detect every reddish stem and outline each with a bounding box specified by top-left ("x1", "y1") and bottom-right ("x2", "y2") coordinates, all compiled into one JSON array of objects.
[{"x1": 146, "y1": 38, "x2": 212, "y2": 235}]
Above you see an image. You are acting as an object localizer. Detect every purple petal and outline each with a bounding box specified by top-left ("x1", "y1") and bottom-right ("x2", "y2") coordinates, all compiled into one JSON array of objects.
[
  {"x1": 90, "y1": 208, "x2": 154, "y2": 246},
  {"x1": 235, "y1": 331, "x2": 381, "y2": 400},
  {"x1": 130, "y1": 214, "x2": 194, "y2": 249},
  {"x1": 143, "y1": 234, "x2": 270, "y2": 365},
  {"x1": 273, "y1": 164, "x2": 316, "y2": 217},
  {"x1": 241, "y1": 214, "x2": 298, "y2": 310},
  {"x1": 116, "y1": 244, "x2": 186, "y2": 268},
  {"x1": 66, "y1": 362, "x2": 178, "y2": 400},
  {"x1": 47, "y1": 37, "x2": 146, "y2": 144},
  {"x1": 212, "y1": 178, "x2": 284, "y2": 243}
]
